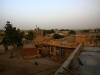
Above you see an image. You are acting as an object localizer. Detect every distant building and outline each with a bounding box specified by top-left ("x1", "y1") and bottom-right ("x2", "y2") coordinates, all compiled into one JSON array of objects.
[
  {"x1": 33, "y1": 27, "x2": 43, "y2": 37},
  {"x1": 75, "y1": 34, "x2": 96, "y2": 46}
]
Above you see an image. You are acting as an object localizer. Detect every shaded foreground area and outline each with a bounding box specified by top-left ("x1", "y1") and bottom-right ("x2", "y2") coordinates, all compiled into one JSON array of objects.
[
  {"x1": 73, "y1": 46, "x2": 100, "y2": 75},
  {"x1": 0, "y1": 49, "x2": 61, "y2": 75}
]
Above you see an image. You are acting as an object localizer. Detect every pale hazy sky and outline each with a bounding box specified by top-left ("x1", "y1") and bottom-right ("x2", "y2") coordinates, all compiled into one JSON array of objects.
[{"x1": 0, "y1": 0, "x2": 100, "y2": 30}]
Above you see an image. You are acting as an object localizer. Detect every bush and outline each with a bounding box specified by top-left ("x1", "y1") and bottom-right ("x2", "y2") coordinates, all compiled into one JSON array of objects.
[
  {"x1": 69, "y1": 30, "x2": 76, "y2": 35},
  {"x1": 53, "y1": 33, "x2": 64, "y2": 39}
]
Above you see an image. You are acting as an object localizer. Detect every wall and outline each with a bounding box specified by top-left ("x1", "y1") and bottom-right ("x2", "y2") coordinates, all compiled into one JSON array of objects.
[
  {"x1": 50, "y1": 40, "x2": 62, "y2": 46},
  {"x1": 22, "y1": 48, "x2": 40, "y2": 59},
  {"x1": 65, "y1": 48, "x2": 74, "y2": 58},
  {"x1": 66, "y1": 42, "x2": 78, "y2": 48},
  {"x1": 54, "y1": 43, "x2": 84, "y2": 75},
  {"x1": 76, "y1": 35, "x2": 86, "y2": 43},
  {"x1": 50, "y1": 46, "x2": 56, "y2": 56}
]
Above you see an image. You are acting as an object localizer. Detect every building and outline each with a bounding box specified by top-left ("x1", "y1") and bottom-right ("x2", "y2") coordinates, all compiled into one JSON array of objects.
[
  {"x1": 49, "y1": 34, "x2": 97, "y2": 61},
  {"x1": 49, "y1": 40, "x2": 75, "y2": 60},
  {"x1": 76, "y1": 34, "x2": 96, "y2": 46},
  {"x1": 33, "y1": 27, "x2": 43, "y2": 37},
  {"x1": 22, "y1": 44, "x2": 40, "y2": 59}
]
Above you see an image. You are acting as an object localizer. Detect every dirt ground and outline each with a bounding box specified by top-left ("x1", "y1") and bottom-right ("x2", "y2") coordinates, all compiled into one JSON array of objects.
[{"x1": 0, "y1": 49, "x2": 61, "y2": 75}]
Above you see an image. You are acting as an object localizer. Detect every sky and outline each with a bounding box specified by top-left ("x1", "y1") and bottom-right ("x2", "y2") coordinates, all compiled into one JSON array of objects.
[{"x1": 0, "y1": 0, "x2": 100, "y2": 30}]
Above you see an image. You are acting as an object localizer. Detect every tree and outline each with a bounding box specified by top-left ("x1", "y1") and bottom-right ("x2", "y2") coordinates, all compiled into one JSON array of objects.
[
  {"x1": 43, "y1": 29, "x2": 55, "y2": 36},
  {"x1": 69, "y1": 30, "x2": 76, "y2": 35},
  {"x1": 53, "y1": 33, "x2": 64, "y2": 39},
  {"x1": 1, "y1": 21, "x2": 24, "y2": 51},
  {"x1": 25, "y1": 31, "x2": 34, "y2": 40},
  {"x1": 59, "y1": 29, "x2": 69, "y2": 31},
  {"x1": 83, "y1": 29, "x2": 89, "y2": 33}
]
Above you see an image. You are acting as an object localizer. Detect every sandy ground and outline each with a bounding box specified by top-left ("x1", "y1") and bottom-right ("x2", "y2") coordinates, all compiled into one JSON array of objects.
[{"x1": 0, "y1": 49, "x2": 61, "y2": 75}]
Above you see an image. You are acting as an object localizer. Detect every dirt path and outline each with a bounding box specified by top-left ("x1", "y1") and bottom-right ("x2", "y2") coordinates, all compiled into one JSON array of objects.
[{"x1": 0, "y1": 50, "x2": 61, "y2": 75}]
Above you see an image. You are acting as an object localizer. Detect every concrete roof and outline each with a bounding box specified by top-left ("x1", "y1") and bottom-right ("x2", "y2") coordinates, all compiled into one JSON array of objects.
[{"x1": 73, "y1": 46, "x2": 100, "y2": 75}]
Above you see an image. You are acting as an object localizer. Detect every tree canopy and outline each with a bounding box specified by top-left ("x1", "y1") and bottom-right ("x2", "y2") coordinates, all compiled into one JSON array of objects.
[
  {"x1": 53, "y1": 33, "x2": 64, "y2": 39},
  {"x1": 69, "y1": 30, "x2": 76, "y2": 35},
  {"x1": 1, "y1": 21, "x2": 24, "y2": 51},
  {"x1": 83, "y1": 29, "x2": 90, "y2": 33},
  {"x1": 43, "y1": 29, "x2": 55, "y2": 36},
  {"x1": 24, "y1": 31, "x2": 34, "y2": 40},
  {"x1": 59, "y1": 29, "x2": 69, "y2": 31}
]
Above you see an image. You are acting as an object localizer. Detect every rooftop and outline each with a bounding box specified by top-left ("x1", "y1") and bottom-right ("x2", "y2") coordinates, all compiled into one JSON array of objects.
[{"x1": 73, "y1": 46, "x2": 100, "y2": 75}]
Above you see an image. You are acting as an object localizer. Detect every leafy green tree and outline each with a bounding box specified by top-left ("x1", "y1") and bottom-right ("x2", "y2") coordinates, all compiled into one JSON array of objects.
[
  {"x1": 25, "y1": 31, "x2": 34, "y2": 40},
  {"x1": 59, "y1": 29, "x2": 69, "y2": 31},
  {"x1": 53, "y1": 33, "x2": 64, "y2": 39},
  {"x1": 83, "y1": 30, "x2": 89, "y2": 33},
  {"x1": 1, "y1": 21, "x2": 24, "y2": 51},
  {"x1": 69, "y1": 30, "x2": 76, "y2": 35},
  {"x1": 43, "y1": 29, "x2": 55, "y2": 36}
]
